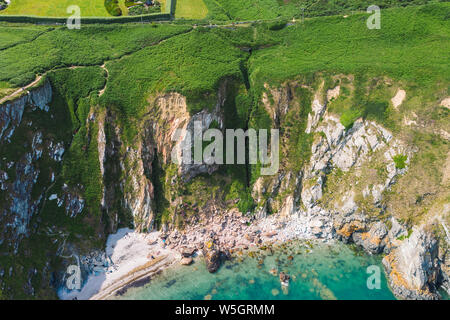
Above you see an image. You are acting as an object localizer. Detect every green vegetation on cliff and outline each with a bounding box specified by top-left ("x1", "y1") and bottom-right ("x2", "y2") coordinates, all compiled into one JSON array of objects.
[{"x1": 0, "y1": 24, "x2": 191, "y2": 87}]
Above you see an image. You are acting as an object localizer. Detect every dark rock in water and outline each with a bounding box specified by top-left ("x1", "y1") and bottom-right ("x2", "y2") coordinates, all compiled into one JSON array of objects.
[
  {"x1": 115, "y1": 275, "x2": 152, "y2": 296},
  {"x1": 222, "y1": 249, "x2": 232, "y2": 261},
  {"x1": 202, "y1": 240, "x2": 230, "y2": 273},
  {"x1": 164, "y1": 279, "x2": 177, "y2": 288},
  {"x1": 204, "y1": 248, "x2": 221, "y2": 273},
  {"x1": 279, "y1": 272, "x2": 290, "y2": 286}
]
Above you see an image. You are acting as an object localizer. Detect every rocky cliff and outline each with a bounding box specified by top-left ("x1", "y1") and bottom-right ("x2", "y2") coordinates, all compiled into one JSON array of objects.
[
  {"x1": 0, "y1": 81, "x2": 54, "y2": 253},
  {"x1": 248, "y1": 77, "x2": 449, "y2": 299},
  {"x1": 0, "y1": 72, "x2": 448, "y2": 300}
]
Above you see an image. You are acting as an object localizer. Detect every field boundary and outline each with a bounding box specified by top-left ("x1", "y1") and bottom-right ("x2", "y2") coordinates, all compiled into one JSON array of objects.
[
  {"x1": 166, "y1": 0, "x2": 176, "y2": 16},
  {"x1": 0, "y1": 12, "x2": 172, "y2": 24}
]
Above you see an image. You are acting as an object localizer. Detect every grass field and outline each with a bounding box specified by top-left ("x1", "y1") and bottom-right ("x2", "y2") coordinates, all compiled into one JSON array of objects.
[
  {"x1": 0, "y1": 0, "x2": 110, "y2": 17},
  {"x1": 203, "y1": 0, "x2": 441, "y2": 20},
  {"x1": 175, "y1": 0, "x2": 208, "y2": 19}
]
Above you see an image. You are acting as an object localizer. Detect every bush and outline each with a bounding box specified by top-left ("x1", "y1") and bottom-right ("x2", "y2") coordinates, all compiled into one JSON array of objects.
[
  {"x1": 393, "y1": 154, "x2": 408, "y2": 169},
  {"x1": 0, "y1": 0, "x2": 7, "y2": 10},
  {"x1": 363, "y1": 101, "x2": 389, "y2": 123},
  {"x1": 105, "y1": 0, "x2": 123, "y2": 16},
  {"x1": 267, "y1": 20, "x2": 287, "y2": 31},
  {"x1": 340, "y1": 108, "x2": 362, "y2": 130}
]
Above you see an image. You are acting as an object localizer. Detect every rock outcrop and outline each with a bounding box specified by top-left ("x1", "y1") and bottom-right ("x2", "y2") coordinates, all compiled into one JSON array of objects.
[
  {"x1": 202, "y1": 240, "x2": 223, "y2": 273},
  {"x1": 0, "y1": 81, "x2": 56, "y2": 252},
  {"x1": 152, "y1": 81, "x2": 226, "y2": 182},
  {"x1": 249, "y1": 79, "x2": 447, "y2": 300},
  {"x1": 352, "y1": 222, "x2": 388, "y2": 254},
  {"x1": 203, "y1": 247, "x2": 221, "y2": 273},
  {"x1": 0, "y1": 80, "x2": 52, "y2": 143},
  {"x1": 383, "y1": 228, "x2": 441, "y2": 299}
]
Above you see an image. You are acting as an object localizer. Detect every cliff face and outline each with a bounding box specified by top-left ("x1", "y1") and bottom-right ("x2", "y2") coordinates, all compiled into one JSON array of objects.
[
  {"x1": 249, "y1": 78, "x2": 449, "y2": 299},
  {"x1": 0, "y1": 74, "x2": 448, "y2": 300},
  {"x1": 0, "y1": 81, "x2": 54, "y2": 252},
  {"x1": 383, "y1": 227, "x2": 441, "y2": 299},
  {"x1": 150, "y1": 81, "x2": 226, "y2": 181}
]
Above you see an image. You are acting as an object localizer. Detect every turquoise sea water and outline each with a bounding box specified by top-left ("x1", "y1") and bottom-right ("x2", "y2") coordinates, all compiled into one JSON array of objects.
[{"x1": 114, "y1": 241, "x2": 396, "y2": 300}]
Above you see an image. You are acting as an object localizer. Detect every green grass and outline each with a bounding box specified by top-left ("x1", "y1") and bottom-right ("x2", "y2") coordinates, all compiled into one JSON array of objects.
[
  {"x1": 249, "y1": 4, "x2": 450, "y2": 88},
  {"x1": 0, "y1": 0, "x2": 110, "y2": 17},
  {"x1": 101, "y1": 28, "x2": 247, "y2": 138},
  {"x1": 176, "y1": 0, "x2": 208, "y2": 19},
  {"x1": 0, "y1": 24, "x2": 191, "y2": 87},
  {"x1": 0, "y1": 24, "x2": 52, "y2": 50},
  {"x1": 202, "y1": 0, "x2": 440, "y2": 21}
]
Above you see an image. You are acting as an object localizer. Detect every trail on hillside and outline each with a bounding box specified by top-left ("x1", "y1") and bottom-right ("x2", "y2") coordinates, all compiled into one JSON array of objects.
[{"x1": 0, "y1": 75, "x2": 42, "y2": 104}]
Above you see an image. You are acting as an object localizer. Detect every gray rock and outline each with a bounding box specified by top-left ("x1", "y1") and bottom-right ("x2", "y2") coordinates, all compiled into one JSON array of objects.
[
  {"x1": 353, "y1": 222, "x2": 387, "y2": 254},
  {"x1": 388, "y1": 217, "x2": 408, "y2": 240},
  {"x1": 382, "y1": 228, "x2": 440, "y2": 300}
]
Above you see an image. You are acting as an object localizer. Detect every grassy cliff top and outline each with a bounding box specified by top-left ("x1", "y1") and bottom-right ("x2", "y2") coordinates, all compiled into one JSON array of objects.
[{"x1": 0, "y1": 3, "x2": 449, "y2": 116}]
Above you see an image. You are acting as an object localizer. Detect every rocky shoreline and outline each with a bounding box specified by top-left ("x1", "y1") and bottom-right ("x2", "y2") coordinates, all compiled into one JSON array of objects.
[{"x1": 68, "y1": 204, "x2": 449, "y2": 300}]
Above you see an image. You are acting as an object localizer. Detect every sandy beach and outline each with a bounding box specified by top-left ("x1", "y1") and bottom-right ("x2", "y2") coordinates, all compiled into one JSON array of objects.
[{"x1": 58, "y1": 228, "x2": 180, "y2": 300}]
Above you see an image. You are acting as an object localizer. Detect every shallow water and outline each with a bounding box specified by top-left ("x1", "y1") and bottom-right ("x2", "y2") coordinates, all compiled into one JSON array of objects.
[{"x1": 114, "y1": 241, "x2": 396, "y2": 300}]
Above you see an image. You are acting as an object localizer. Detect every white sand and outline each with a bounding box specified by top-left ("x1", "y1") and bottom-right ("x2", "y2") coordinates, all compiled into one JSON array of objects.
[{"x1": 58, "y1": 228, "x2": 179, "y2": 300}]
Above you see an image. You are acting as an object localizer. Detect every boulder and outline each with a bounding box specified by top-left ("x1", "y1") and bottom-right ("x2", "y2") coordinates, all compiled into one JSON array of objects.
[
  {"x1": 334, "y1": 217, "x2": 366, "y2": 243},
  {"x1": 180, "y1": 257, "x2": 193, "y2": 266},
  {"x1": 203, "y1": 248, "x2": 221, "y2": 273},
  {"x1": 181, "y1": 247, "x2": 196, "y2": 257}
]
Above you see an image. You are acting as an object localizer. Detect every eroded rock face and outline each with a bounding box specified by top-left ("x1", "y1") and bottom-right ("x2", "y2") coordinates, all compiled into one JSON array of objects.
[
  {"x1": 152, "y1": 81, "x2": 227, "y2": 182},
  {"x1": 0, "y1": 81, "x2": 52, "y2": 143},
  {"x1": 122, "y1": 131, "x2": 156, "y2": 233},
  {"x1": 249, "y1": 80, "x2": 450, "y2": 300},
  {"x1": 0, "y1": 81, "x2": 57, "y2": 252},
  {"x1": 261, "y1": 82, "x2": 294, "y2": 128},
  {"x1": 95, "y1": 82, "x2": 229, "y2": 233},
  {"x1": 383, "y1": 228, "x2": 441, "y2": 300},
  {"x1": 59, "y1": 185, "x2": 85, "y2": 218},
  {"x1": 352, "y1": 222, "x2": 388, "y2": 254},
  {"x1": 1, "y1": 152, "x2": 41, "y2": 253}
]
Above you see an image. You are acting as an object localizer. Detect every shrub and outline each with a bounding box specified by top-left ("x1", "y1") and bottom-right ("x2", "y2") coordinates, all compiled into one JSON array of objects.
[
  {"x1": 363, "y1": 101, "x2": 389, "y2": 123},
  {"x1": 393, "y1": 154, "x2": 408, "y2": 169},
  {"x1": 340, "y1": 108, "x2": 362, "y2": 130},
  {"x1": 267, "y1": 20, "x2": 287, "y2": 31},
  {"x1": 104, "y1": 0, "x2": 122, "y2": 16}
]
